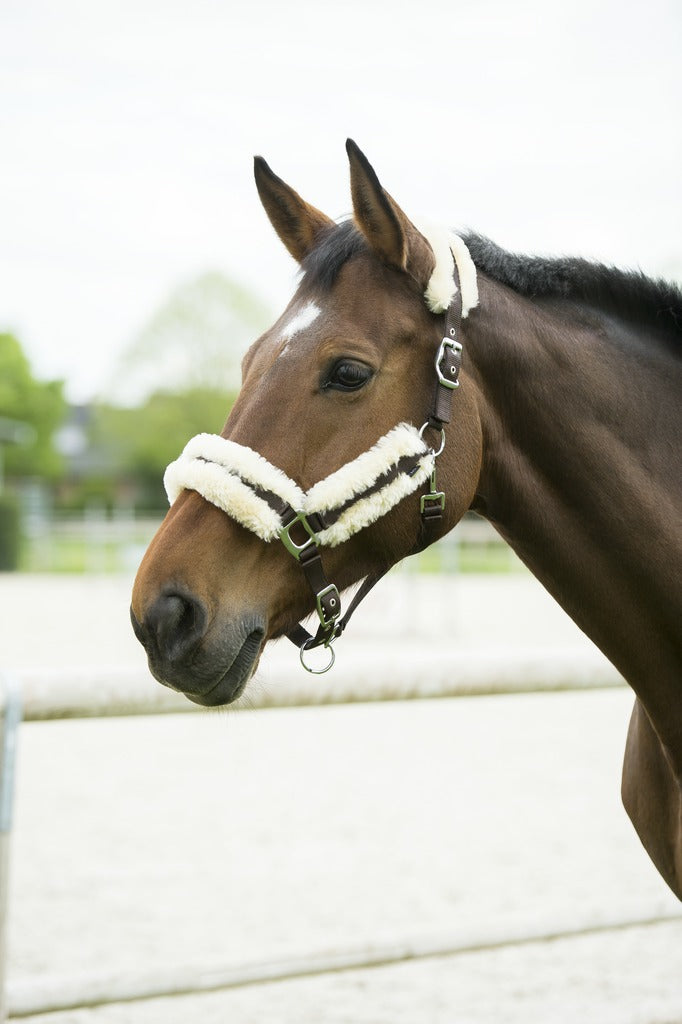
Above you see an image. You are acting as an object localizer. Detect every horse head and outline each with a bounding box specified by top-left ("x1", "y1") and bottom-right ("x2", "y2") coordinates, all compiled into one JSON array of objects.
[{"x1": 131, "y1": 141, "x2": 483, "y2": 705}]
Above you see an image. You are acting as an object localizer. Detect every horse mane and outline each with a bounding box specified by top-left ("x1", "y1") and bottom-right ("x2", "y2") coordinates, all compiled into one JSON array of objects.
[
  {"x1": 463, "y1": 233, "x2": 682, "y2": 340},
  {"x1": 301, "y1": 220, "x2": 682, "y2": 342},
  {"x1": 301, "y1": 220, "x2": 367, "y2": 290}
]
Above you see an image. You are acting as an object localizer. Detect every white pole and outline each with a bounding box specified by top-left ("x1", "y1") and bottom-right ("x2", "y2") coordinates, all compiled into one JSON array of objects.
[
  {"x1": 0, "y1": 675, "x2": 22, "y2": 1024},
  {"x1": 16, "y1": 649, "x2": 625, "y2": 723}
]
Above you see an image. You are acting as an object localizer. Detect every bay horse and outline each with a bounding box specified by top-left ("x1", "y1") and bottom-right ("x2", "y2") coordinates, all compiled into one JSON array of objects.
[{"x1": 131, "y1": 140, "x2": 682, "y2": 899}]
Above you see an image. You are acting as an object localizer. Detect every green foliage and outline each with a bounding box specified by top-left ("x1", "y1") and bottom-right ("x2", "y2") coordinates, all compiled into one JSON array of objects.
[
  {"x1": 0, "y1": 333, "x2": 66, "y2": 480},
  {"x1": 74, "y1": 270, "x2": 269, "y2": 509},
  {"x1": 52, "y1": 270, "x2": 268, "y2": 510},
  {"x1": 90, "y1": 387, "x2": 237, "y2": 509}
]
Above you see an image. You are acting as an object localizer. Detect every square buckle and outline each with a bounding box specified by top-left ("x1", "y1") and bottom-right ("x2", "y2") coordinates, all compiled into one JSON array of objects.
[
  {"x1": 316, "y1": 584, "x2": 341, "y2": 626},
  {"x1": 435, "y1": 338, "x2": 462, "y2": 390},
  {"x1": 420, "y1": 491, "x2": 446, "y2": 518},
  {"x1": 279, "y1": 510, "x2": 318, "y2": 561}
]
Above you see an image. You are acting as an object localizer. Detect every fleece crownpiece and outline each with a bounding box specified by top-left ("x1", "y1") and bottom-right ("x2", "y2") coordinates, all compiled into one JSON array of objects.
[{"x1": 416, "y1": 221, "x2": 479, "y2": 318}]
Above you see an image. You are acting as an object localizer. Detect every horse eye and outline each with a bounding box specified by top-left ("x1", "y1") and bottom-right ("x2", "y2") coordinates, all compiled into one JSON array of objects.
[{"x1": 325, "y1": 360, "x2": 373, "y2": 392}]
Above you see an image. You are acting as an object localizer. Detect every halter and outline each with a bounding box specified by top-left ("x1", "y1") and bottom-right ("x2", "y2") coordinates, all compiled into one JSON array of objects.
[{"x1": 164, "y1": 233, "x2": 476, "y2": 673}]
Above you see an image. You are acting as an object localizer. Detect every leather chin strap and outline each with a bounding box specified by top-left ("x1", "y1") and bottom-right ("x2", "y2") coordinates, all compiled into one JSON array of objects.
[{"x1": 164, "y1": 258, "x2": 464, "y2": 675}]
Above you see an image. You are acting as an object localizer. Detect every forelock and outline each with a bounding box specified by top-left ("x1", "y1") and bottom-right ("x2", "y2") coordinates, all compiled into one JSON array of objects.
[{"x1": 300, "y1": 220, "x2": 368, "y2": 290}]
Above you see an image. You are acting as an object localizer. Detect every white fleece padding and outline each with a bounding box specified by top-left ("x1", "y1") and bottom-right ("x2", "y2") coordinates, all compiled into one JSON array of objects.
[
  {"x1": 163, "y1": 423, "x2": 435, "y2": 548},
  {"x1": 164, "y1": 456, "x2": 285, "y2": 541},
  {"x1": 165, "y1": 433, "x2": 305, "y2": 509},
  {"x1": 449, "y1": 234, "x2": 479, "y2": 318},
  {"x1": 303, "y1": 423, "x2": 427, "y2": 514},
  {"x1": 416, "y1": 220, "x2": 479, "y2": 319},
  {"x1": 304, "y1": 422, "x2": 434, "y2": 547},
  {"x1": 315, "y1": 452, "x2": 433, "y2": 547}
]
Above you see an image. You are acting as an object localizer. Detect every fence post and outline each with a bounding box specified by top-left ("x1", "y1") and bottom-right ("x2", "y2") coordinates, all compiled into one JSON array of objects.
[{"x1": 0, "y1": 675, "x2": 22, "y2": 1024}]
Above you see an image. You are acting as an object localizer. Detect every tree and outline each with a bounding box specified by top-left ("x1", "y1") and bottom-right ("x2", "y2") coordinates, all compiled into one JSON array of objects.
[
  {"x1": 107, "y1": 272, "x2": 271, "y2": 404},
  {"x1": 57, "y1": 269, "x2": 270, "y2": 508},
  {"x1": 0, "y1": 333, "x2": 66, "y2": 481},
  {"x1": 89, "y1": 386, "x2": 237, "y2": 509}
]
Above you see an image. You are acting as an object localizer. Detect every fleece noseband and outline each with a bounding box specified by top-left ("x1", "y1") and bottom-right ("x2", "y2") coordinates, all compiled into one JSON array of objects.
[
  {"x1": 164, "y1": 231, "x2": 477, "y2": 673},
  {"x1": 165, "y1": 424, "x2": 435, "y2": 549},
  {"x1": 165, "y1": 424, "x2": 436, "y2": 670}
]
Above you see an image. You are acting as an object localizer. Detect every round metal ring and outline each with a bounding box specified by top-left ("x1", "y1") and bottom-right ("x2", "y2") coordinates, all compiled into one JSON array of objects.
[
  {"x1": 418, "y1": 422, "x2": 446, "y2": 457},
  {"x1": 299, "y1": 638, "x2": 336, "y2": 675}
]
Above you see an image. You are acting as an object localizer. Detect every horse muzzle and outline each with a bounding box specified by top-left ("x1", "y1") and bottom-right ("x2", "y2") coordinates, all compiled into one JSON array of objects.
[{"x1": 130, "y1": 589, "x2": 265, "y2": 706}]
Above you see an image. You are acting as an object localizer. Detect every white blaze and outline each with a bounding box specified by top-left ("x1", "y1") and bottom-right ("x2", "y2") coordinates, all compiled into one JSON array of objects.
[{"x1": 279, "y1": 302, "x2": 321, "y2": 355}]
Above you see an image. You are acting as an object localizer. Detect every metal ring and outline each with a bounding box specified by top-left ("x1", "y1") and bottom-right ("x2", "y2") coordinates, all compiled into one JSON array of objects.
[
  {"x1": 299, "y1": 638, "x2": 336, "y2": 675},
  {"x1": 418, "y1": 422, "x2": 446, "y2": 457}
]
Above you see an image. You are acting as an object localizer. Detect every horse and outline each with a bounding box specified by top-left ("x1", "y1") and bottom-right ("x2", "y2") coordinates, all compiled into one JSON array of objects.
[{"x1": 131, "y1": 140, "x2": 682, "y2": 900}]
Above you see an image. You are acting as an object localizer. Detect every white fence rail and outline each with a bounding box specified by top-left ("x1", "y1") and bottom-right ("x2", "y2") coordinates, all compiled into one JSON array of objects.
[
  {"x1": 16, "y1": 647, "x2": 625, "y2": 723},
  {"x1": 21, "y1": 509, "x2": 520, "y2": 575}
]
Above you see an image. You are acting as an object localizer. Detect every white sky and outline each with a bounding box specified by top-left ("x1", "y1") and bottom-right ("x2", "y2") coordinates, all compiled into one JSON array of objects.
[{"x1": 1, "y1": 0, "x2": 680, "y2": 402}]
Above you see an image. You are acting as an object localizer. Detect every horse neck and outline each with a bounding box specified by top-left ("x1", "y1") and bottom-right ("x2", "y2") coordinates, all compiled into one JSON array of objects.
[{"x1": 466, "y1": 275, "x2": 682, "y2": 759}]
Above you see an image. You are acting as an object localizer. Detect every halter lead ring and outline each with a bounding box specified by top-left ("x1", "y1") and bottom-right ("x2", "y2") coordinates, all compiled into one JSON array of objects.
[
  {"x1": 164, "y1": 251, "x2": 466, "y2": 673},
  {"x1": 300, "y1": 636, "x2": 336, "y2": 674}
]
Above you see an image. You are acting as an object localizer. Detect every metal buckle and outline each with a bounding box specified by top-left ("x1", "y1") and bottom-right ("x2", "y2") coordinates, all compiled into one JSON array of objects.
[
  {"x1": 316, "y1": 583, "x2": 341, "y2": 627},
  {"x1": 420, "y1": 491, "x2": 445, "y2": 515},
  {"x1": 435, "y1": 338, "x2": 462, "y2": 389},
  {"x1": 420, "y1": 464, "x2": 446, "y2": 518},
  {"x1": 279, "y1": 511, "x2": 319, "y2": 561}
]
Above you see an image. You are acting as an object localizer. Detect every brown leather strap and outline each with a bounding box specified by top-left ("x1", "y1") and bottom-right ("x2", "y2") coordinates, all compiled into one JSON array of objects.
[
  {"x1": 428, "y1": 256, "x2": 463, "y2": 430},
  {"x1": 418, "y1": 252, "x2": 464, "y2": 539},
  {"x1": 287, "y1": 567, "x2": 389, "y2": 651},
  {"x1": 298, "y1": 545, "x2": 340, "y2": 626}
]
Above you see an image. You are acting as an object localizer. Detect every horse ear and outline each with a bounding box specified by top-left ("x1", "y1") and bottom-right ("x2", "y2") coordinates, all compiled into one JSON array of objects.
[
  {"x1": 346, "y1": 139, "x2": 435, "y2": 289},
  {"x1": 254, "y1": 156, "x2": 335, "y2": 264}
]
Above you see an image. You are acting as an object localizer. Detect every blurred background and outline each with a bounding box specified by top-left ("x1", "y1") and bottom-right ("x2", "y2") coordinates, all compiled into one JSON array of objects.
[
  {"x1": 1, "y1": 1, "x2": 681, "y2": 1022},
  {"x1": 0, "y1": 0, "x2": 680, "y2": 570}
]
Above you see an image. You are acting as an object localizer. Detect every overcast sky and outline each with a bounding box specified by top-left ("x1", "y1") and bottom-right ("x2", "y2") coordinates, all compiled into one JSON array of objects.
[{"x1": 2, "y1": 0, "x2": 680, "y2": 402}]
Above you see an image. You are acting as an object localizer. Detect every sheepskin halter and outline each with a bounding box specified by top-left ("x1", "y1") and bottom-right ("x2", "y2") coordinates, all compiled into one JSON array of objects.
[{"x1": 164, "y1": 230, "x2": 477, "y2": 672}]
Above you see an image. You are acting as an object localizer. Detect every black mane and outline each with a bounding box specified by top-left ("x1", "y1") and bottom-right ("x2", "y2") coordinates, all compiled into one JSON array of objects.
[
  {"x1": 301, "y1": 220, "x2": 682, "y2": 339},
  {"x1": 301, "y1": 219, "x2": 368, "y2": 289},
  {"x1": 463, "y1": 233, "x2": 682, "y2": 338}
]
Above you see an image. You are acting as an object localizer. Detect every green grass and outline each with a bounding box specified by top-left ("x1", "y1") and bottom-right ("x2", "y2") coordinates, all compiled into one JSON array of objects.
[
  {"x1": 411, "y1": 541, "x2": 525, "y2": 575},
  {"x1": 19, "y1": 533, "x2": 154, "y2": 574},
  {"x1": 19, "y1": 526, "x2": 525, "y2": 576}
]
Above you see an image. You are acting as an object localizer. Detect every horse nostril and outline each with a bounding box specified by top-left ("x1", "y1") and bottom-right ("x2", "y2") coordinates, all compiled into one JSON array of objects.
[{"x1": 144, "y1": 590, "x2": 208, "y2": 664}]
